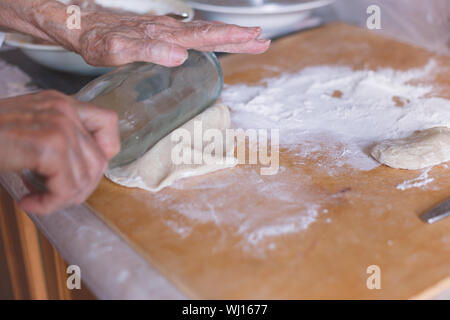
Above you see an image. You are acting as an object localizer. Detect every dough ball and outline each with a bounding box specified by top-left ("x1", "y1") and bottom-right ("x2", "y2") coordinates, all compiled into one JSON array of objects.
[
  {"x1": 371, "y1": 127, "x2": 450, "y2": 170},
  {"x1": 106, "y1": 103, "x2": 237, "y2": 192}
]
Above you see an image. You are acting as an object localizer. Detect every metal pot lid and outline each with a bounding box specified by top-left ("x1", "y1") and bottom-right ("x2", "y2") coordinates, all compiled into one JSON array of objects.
[{"x1": 187, "y1": 0, "x2": 334, "y2": 14}]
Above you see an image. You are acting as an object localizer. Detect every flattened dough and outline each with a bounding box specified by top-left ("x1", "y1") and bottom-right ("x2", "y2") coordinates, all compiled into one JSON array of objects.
[
  {"x1": 106, "y1": 103, "x2": 236, "y2": 192},
  {"x1": 371, "y1": 127, "x2": 450, "y2": 170}
]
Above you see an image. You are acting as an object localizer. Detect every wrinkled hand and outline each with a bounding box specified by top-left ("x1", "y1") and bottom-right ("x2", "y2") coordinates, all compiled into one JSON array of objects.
[
  {"x1": 77, "y1": 13, "x2": 271, "y2": 67},
  {"x1": 0, "y1": 91, "x2": 120, "y2": 215}
]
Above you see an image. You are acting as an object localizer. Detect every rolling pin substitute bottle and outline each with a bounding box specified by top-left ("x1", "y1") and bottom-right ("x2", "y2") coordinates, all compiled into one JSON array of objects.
[{"x1": 76, "y1": 50, "x2": 224, "y2": 169}]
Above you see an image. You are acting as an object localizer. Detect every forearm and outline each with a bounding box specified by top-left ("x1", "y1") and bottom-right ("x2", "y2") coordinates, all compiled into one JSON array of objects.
[{"x1": 0, "y1": 0, "x2": 82, "y2": 51}]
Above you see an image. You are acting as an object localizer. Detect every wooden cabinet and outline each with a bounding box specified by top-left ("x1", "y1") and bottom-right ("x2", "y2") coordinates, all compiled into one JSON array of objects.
[{"x1": 0, "y1": 185, "x2": 95, "y2": 300}]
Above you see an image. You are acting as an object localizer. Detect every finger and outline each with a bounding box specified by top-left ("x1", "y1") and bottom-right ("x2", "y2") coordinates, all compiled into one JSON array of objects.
[
  {"x1": 100, "y1": 36, "x2": 189, "y2": 67},
  {"x1": 20, "y1": 126, "x2": 107, "y2": 215},
  {"x1": 165, "y1": 23, "x2": 262, "y2": 48},
  {"x1": 31, "y1": 108, "x2": 92, "y2": 190},
  {"x1": 36, "y1": 91, "x2": 82, "y2": 122},
  {"x1": 19, "y1": 161, "x2": 82, "y2": 215},
  {"x1": 70, "y1": 130, "x2": 108, "y2": 204},
  {"x1": 131, "y1": 38, "x2": 189, "y2": 67},
  {"x1": 19, "y1": 150, "x2": 88, "y2": 215},
  {"x1": 198, "y1": 38, "x2": 271, "y2": 54},
  {"x1": 19, "y1": 152, "x2": 80, "y2": 215},
  {"x1": 125, "y1": 14, "x2": 184, "y2": 27},
  {"x1": 19, "y1": 192, "x2": 67, "y2": 215},
  {"x1": 76, "y1": 104, "x2": 121, "y2": 160}
]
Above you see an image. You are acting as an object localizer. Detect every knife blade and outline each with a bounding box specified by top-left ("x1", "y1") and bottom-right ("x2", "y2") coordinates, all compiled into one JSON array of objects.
[{"x1": 421, "y1": 198, "x2": 450, "y2": 224}]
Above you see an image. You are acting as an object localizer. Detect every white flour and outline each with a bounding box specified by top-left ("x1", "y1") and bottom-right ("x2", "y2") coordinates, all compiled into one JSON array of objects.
[
  {"x1": 146, "y1": 60, "x2": 450, "y2": 254},
  {"x1": 396, "y1": 168, "x2": 435, "y2": 190},
  {"x1": 151, "y1": 164, "x2": 324, "y2": 255},
  {"x1": 152, "y1": 60, "x2": 449, "y2": 253},
  {"x1": 0, "y1": 60, "x2": 37, "y2": 98},
  {"x1": 222, "y1": 59, "x2": 450, "y2": 171}
]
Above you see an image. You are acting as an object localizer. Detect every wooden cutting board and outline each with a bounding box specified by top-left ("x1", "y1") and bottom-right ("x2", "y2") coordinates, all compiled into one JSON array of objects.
[{"x1": 87, "y1": 23, "x2": 450, "y2": 299}]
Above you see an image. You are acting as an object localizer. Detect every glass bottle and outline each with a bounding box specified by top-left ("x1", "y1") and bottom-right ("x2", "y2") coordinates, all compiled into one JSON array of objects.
[{"x1": 76, "y1": 51, "x2": 223, "y2": 168}]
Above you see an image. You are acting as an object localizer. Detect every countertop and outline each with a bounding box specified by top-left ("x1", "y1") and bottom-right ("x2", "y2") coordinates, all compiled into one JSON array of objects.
[{"x1": 1, "y1": 28, "x2": 450, "y2": 298}]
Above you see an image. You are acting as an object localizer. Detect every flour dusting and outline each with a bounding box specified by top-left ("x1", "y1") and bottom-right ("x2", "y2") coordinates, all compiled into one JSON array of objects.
[
  {"x1": 151, "y1": 61, "x2": 449, "y2": 253},
  {"x1": 0, "y1": 60, "x2": 37, "y2": 98},
  {"x1": 222, "y1": 60, "x2": 450, "y2": 171},
  {"x1": 396, "y1": 168, "x2": 435, "y2": 190},
  {"x1": 151, "y1": 164, "x2": 323, "y2": 254}
]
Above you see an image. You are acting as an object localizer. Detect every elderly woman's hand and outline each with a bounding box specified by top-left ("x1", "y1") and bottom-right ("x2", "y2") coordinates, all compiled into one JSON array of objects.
[
  {"x1": 66, "y1": 0, "x2": 270, "y2": 66},
  {"x1": 0, "y1": 91, "x2": 120, "y2": 215},
  {"x1": 76, "y1": 13, "x2": 270, "y2": 67},
  {"x1": 0, "y1": 0, "x2": 270, "y2": 67}
]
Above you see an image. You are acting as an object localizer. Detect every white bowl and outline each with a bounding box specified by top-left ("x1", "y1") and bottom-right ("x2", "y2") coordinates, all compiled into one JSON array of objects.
[
  {"x1": 5, "y1": 33, "x2": 113, "y2": 76},
  {"x1": 188, "y1": 0, "x2": 334, "y2": 38},
  {"x1": 5, "y1": 0, "x2": 194, "y2": 76}
]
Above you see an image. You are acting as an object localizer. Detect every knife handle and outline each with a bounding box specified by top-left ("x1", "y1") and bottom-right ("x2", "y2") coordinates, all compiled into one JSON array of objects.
[
  {"x1": 421, "y1": 198, "x2": 450, "y2": 224},
  {"x1": 21, "y1": 169, "x2": 47, "y2": 193}
]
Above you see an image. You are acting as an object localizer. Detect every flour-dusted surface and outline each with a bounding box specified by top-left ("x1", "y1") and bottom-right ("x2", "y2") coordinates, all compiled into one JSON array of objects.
[
  {"x1": 134, "y1": 60, "x2": 450, "y2": 253},
  {"x1": 151, "y1": 163, "x2": 324, "y2": 255},
  {"x1": 222, "y1": 60, "x2": 450, "y2": 171},
  {"x1": 87, "y1": 24, "x2": 450, "y2": 299},
  {"x1": 396, "y1": 168, "x2": 435, "y2": 191}
]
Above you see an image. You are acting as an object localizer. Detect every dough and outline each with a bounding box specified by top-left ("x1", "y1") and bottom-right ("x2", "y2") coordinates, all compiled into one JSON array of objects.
[
  {"x1": 106, "y1": 103, "x2": 237, "y2": 192},
  {"x1": 371, "y1": 127, "x2": 450, "y2": 170}
]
